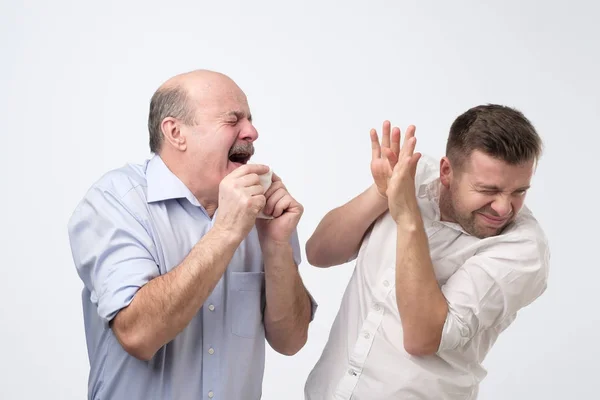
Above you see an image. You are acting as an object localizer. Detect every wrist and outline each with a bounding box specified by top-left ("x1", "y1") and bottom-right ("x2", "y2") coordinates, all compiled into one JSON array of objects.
[
  {"x1": 369, "y1": 184, "x2": 390, "y2": 213},
  {"x1": 394, "y1": 208, "x2": 424, "y2": 232},
  {"x1": 260, "y1": 239, "x2": 293, "y2": 260},
  {"x1": 210, "y1": 223, "x2": 244, "y2": 246}
]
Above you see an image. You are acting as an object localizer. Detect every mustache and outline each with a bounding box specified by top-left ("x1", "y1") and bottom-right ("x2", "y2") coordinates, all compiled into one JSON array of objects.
[{"x1": 228, "y1": 142, "x2": 255, "y2": 157}]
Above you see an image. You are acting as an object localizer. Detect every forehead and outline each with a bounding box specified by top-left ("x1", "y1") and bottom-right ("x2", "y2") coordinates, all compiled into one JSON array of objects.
[
  {"x1": 461, "y1": 150, "x2": 535, "y2": 188},
  {"x1": 191, "y1": 81, "x2": 250, "y2": 119}
]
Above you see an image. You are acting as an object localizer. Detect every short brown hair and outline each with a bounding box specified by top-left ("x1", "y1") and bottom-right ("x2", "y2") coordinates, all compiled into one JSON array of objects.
[
  {"x1": 446, "y1": 104, "x2": 543, "y2": 168},
  {"x1": 147, "y1": 85, "x2": 196, "y2": 154}
]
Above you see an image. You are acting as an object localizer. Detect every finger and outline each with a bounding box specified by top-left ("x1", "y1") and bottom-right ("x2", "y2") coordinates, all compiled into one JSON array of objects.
[
  {"x1": 391, "y1": 126, "x2": 401, "y2": 156},
  {"x1": 405, "y1": 136, "x2": 417, "y2": 157},
  {"x1": 229, "y1": 163, "x2": 270, "y2": 178},
  {"x1": 251, "y1": 194, "x2": 267, "y2": 214},
  {"x1": 370, "y1": 128, "x2": 381, "y2": 160},
  {"x1": 271, "y1": 172, "x2": 282, "y2": 183},
  {"x1": 264, "y1": 180, "x2": 286, "y2": 199},
  {"x1": 382, "y1": 120, "x2": 391, "y2": 149},
  {"x1": 400, "y1": 125, "x2": 416, "y2": 156},
  {"x1": 234, "y1": 173, "x2": 261, "y2": 188},
  {"x1": 264, "y1": 187, "x2": 288, "y2": 215},
  {"x1": 382, "y1": 147, "x2": 399, "y2": 170},
  {"x1": 410, "y1": 152, "x2": 422, "y2": 175},
  {"x1": 272, "y1": 194, "x2": 293, "y2": 218},
  {"x1": 396, "y1": 137, "x2": 417, "y2": 169},
  {"x1": 244, "y1": 183, "x2": 266, "y2": 197},
  {"x1": 393, "y1": 136, "x2": 418, "y2": 175}
]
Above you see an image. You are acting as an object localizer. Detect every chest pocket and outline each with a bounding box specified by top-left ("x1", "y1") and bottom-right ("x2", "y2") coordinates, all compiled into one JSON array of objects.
[{"x1": 229, "y1": 271, "x2": 265, "y2": 338}]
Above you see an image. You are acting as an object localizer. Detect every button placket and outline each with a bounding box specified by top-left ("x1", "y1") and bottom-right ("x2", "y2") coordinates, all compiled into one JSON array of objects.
[
  {"x1": 334, "y1": 237, "x2": 397, "y2": 399},
  {"x1": 202, "y1": 279, "x2": 223, "y2": 399}
]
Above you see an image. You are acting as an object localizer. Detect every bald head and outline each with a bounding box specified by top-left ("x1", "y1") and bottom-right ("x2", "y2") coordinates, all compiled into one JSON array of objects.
[
  {"x1": 162, "y1": 70, "x2": 238, "y2": 92},
  {"x1": 147, "y1": 69, "x2": 246, "y2": 153}
]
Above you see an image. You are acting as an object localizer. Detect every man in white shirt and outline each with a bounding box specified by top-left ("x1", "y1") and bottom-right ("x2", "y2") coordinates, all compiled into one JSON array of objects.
[{"x1": 304, "y1": 104, "x2": 549, "y2": 400}]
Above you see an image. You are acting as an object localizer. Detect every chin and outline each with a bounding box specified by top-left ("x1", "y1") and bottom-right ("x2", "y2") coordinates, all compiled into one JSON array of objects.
[
  {"x1": 472, "y1": 222, "x2": 510, "y2": 239},
  {"x1": 472, "y1": 227, "x2": 500, "y2": 239}
]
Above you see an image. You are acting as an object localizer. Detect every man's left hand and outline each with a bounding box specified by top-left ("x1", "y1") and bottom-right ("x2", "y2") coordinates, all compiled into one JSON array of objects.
[{"x1": 256, "y1": 173, "x2": 303, "y2": 244}]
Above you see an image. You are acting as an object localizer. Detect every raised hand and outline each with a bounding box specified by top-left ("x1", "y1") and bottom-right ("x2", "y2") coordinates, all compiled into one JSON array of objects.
[
  {"x1": 386, "y1": 125, "x2": 422, "y2": 223},
  {"x1": 370, "y1": 121, "x2": 401, "y2": 198},
  {"x1": 214, "y1": 164, "x2": 270, "y2": 241}
]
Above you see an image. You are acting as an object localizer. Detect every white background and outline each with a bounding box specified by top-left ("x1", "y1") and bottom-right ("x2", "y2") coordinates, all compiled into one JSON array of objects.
[{"x1": 1, "y1": 1, "x2": 598, "y2": 399}]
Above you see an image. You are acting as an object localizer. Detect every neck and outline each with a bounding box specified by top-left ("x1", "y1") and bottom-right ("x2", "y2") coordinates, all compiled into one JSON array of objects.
[
  {"x1": 159, "y1": 152, "x2": 219, "y2": 216},
  {"x1": 438, "y1": 184, "x2": 455, "y2": 224}
]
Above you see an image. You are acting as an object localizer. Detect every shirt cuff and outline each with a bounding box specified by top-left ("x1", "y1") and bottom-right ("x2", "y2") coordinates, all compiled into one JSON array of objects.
[{"x1": 438, "y1": 306, "x2": 473, "y2": 352}]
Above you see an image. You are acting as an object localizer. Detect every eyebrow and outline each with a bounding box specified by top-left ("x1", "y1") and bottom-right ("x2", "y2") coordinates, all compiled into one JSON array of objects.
[
  {"x1": 475, "y1": 183, "x2": 531, "y2": 192},
  {"x1": 225, "y1": 111, "x2": 252, "y2": 122}
]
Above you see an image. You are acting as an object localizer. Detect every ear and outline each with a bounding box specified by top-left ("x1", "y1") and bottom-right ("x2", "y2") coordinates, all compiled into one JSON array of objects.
[
  {"x1": 161, "y1": 117, "x2": 187, "y2": 151},
  {"x1": 440, "y1": 156, "x2": 453, "y2": 188}
]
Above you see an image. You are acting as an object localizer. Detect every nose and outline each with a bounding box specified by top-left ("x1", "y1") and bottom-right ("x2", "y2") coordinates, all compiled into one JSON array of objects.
[
  {"x1": 239, "y1": 120, "x2": 259, "y2": 142},
  {"x1": 490, "y1": 195, "x2": 512, "y2": 218}
]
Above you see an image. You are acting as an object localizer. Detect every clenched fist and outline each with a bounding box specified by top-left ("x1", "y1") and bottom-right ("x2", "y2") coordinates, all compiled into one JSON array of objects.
[{"x1": 214, "y1": 164, "x2": 270, "y2": 241}]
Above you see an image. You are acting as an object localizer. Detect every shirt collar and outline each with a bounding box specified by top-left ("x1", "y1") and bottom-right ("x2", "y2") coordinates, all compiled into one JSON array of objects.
[
  {"x1": 418, "y1": 177, "x2": 470, "y2": 235},
  {"x1": 145, "y1": 154, "x2": 202, "y2": 207}
]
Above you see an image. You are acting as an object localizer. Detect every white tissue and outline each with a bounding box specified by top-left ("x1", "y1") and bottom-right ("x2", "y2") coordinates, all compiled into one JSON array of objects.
[{"x1": 257, "y1": 167, "x2": 274, "y2": 219}]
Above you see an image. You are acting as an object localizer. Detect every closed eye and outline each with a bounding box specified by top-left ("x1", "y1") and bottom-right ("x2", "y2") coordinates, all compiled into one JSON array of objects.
[
  {"x1": 224, "y1": 111, "x2": 252, "y2": 125},
  {"x1": 478, "y1": 189, "x2": 528, "y2": 196}
]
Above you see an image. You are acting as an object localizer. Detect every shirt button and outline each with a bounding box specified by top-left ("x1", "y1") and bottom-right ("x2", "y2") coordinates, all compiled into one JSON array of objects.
[
  {"x1": 208, "y1": 304, "x2": 215, "y2": 311},
  {"x1": 208, "y1": 348, "x2": 215, "y2": 355},
  {"x1": 208, "y1": 391, "x2": 214, "y2": 398},
  {"x1": 383, "y1": 280, "x2": 390, "y2": 287},
  {"x1": 363, "y1": 332, "x2": 370, "y2": 339},
  {"x1": 374, "y1": 303, "x2": 381, "y2": 312},
  {"x1": 348, "y1": 369, "x2": 357, "y2": 376}
]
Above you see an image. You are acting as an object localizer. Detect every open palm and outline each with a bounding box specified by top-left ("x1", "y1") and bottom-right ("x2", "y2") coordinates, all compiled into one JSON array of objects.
[{"x1": 370, "y1": 120, "x2": 401, "y2": 198}]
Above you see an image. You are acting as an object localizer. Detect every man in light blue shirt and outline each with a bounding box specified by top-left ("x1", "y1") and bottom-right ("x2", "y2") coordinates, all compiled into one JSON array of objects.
[{"x1": 67, "y1": 69, "x2": 316, "y2": 400}]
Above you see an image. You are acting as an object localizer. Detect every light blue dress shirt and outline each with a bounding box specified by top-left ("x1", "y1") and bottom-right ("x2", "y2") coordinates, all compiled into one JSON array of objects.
[{"x1": 68, "y1": 155, "x2": 315, "y2": 400}]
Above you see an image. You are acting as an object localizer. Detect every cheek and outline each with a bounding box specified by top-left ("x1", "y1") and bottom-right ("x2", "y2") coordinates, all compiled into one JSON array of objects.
[
  {"x1": 511, "y1": 196, "x2": 526, "y2": 212},
  {"x1": 455, "y1": 188, "x2": 490, "y2": 213}
]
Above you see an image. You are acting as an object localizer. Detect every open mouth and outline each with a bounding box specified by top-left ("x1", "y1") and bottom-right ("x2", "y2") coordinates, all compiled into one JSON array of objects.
[{"x1": 228, "y1": 148, "x2": 253, "y2": 164}]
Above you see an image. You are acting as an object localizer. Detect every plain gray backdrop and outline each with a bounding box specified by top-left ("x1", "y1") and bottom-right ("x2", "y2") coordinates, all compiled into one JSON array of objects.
[{"x1": 1, "y1": 1, "x2": 598, "y2": 399}]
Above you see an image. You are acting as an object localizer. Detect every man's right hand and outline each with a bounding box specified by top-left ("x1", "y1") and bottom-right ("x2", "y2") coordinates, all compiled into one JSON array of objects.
[
  {"x1": 215, "y1": 164, "x2": 270, "y2": 241},
  {"x1": 370, "y1": 120, "x2": 402, "y2": 198}
]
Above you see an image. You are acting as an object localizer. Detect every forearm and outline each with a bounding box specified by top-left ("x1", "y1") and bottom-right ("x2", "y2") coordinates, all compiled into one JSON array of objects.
[
  {"x1": 395, "y1": 214, "x2": 448, "y2": 356},
  {"x1": 111, "y1": 226, "x2": 241, "y2": 360},
  {"x1": 262, "y1": 241, "x2": 312, "y2": 356},
  {"x1": 306, "y1": 184, "x2": 388, "y2": 267}
]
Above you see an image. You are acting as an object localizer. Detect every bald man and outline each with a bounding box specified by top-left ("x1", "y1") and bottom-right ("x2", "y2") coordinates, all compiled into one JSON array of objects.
[{"x1": 67, "y1": 70, "x2": 316, "y2": 400}]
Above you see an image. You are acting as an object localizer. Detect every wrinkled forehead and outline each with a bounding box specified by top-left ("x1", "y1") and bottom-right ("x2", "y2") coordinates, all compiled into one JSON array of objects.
[
  {"x1": 191, "y1": 83, "x2": 250, "y2": 119},
  {"x1": 460, "y1": 150, "x2": 535, "y2": 189}
]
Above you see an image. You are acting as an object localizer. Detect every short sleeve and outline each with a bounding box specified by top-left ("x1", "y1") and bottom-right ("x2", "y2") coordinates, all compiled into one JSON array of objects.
[
  {"x1": 438, "y1": 234, "x2": 550, "y2": 351},
  {"x1": 67, "y1": 186, "x2": 160, "y2": 323}
]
